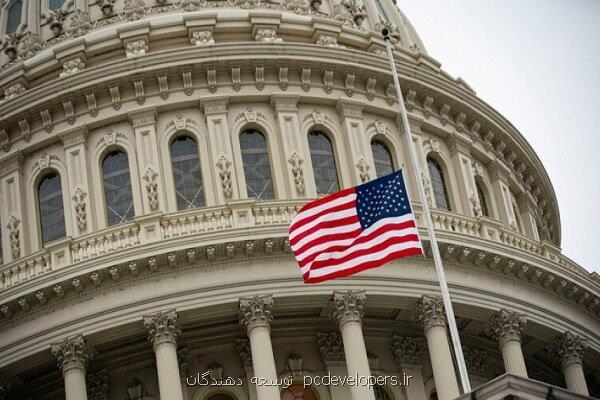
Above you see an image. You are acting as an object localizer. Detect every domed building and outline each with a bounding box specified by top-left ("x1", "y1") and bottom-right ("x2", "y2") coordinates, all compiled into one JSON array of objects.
[{"x1": 0, "y1": 0, "x2": 598, "y2": 399}]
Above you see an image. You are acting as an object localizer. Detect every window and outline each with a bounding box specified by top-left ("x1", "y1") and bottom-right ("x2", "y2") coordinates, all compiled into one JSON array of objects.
[
  {"x1": 171, "y1": 136, "x2": 204, "y2": 210},
  {"x1": 374, "y1": 385, "x2": 392, "y2": 400},
  {"x1": 308, "y1": 131, "x2": 339, "y2": 196},
  {"x1": 371, "y1": 140, "x2": 394, "y2": 178},
  {"x1": 102, "y1": 151, "x2": 134, "y2": 226},
  {"x1": 240, "y1": 130, "x2": 274, "y2": 200},
  {"x1": 475, "y1": 179, "x2": 490, "y2": 217},
  {"x1": 427, "y1": 157, "x2": 450, "y2": 211},
  {"x1": 5, "y1": 0, "x2": 22, "y2": 34},
  {"x1": 49, "y1": 0, "x2": 65, "y2": 11},
  {"x1": 38, "y1": 172, "x2": 66, "y2": 244}
]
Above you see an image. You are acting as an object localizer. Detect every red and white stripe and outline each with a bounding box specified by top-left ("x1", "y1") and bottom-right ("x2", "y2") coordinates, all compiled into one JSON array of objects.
[{"x1": 289, "y1": 188, "x2": 423, "y2": 283}]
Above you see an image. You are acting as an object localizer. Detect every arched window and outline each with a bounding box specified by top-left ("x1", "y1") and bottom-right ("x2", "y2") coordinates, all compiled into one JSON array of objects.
[
  {"x1": 281, "y1": 384, "x2": 318, "y2": 400},
  {"x1": 240, "y1": 130, "x2": 274, "y2": 200},
  {"x1": 308, "y1": 131, "x2": 339, "y2": 196},
  {"x1": 38, "y1": 172, "x2": 66, "y2": 244},
  {"x1": 371, "y1": 139, "x2": 394, "y2": 178},
  {"x1": 171, "y1": 136, "x2": 204, "y2": 210},
  {"x1": 374, "y1": 385, "x2": 393, "y2": 400},
  {"x1": 49, "y1": 0, "x2": 65, "y2": 11},
  {"x1": 102, "y1": 150, "x2": 134, "y2": 226},
  {"x1": 427, "y1": 157, "x2": 450, "y2": 211},
  {"x1": 5, "y1": 0, "x2": 22, "y2": 34},
  {"x1": 475, "y1": 179, "x2": 490, "y2": 217}
]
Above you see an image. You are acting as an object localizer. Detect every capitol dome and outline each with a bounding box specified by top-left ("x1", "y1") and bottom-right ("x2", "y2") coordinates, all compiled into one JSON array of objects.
[{"x1": 0, "y1": 0, "x2": 597, "y2": 399}]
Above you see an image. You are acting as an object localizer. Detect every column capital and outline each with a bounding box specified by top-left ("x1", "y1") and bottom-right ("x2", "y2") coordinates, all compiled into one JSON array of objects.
[
  {"x1": 315, "y1": 332, "x2": 345, "y2": 363},
  {"x1": 239, "y1": 294, "x2": 274, "y2": 332},
  {"x1": 553, "y1": 332, "x2": 586, "y2": 367},
  {"x1": 51, "y1": 335, "x2": 90, "y2": 374},
  {"x1": 143, "y1": 310, "x2": 180, "y2": 349},
  {"x1": 447, "y1": 132, "x2": 473, "y2": 155},
  {"x1": 391, "y1": 335, "x2": 423, "y2": 367},
  {"x1": 335, "y1": 99, "x2": 364, "y2": 119},
  {"x1": 270, "y1": 94, "x2": 299, "y2": 114},
  {"x1": 201, "y1": 96, "x2": 229, "y2": 115},
  {"x1": 59, "y1": 126, "x2": 88, "y2": 148},
  {"x1": 0, "y1": 151, "x2": 24, "y2": 177},
  {"x1": 487, "y1": 309, "x2": 527, "y2": 344},
  {"x1": 330, "y1": 290, "x2": 366, "y2": 327},
  {"x1": 128, "y1": 107, "x2": 157, "y2": 128},
  {"x1": 414, "y1": 295, "x2": 446, "y2": 333}
]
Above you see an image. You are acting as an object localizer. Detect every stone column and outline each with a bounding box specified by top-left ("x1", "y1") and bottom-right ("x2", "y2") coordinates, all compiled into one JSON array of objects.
[
  {"x1": 487, "y1": 309, "x2": 528, "y2": 378},
  {"x1": 392, "y1": 335, "x2": 427, "y2": 400},
  {"x1": 144, "y1": 310, "x2": 184, "y2": 400},
  {"x1": 553, "y1": 332, "x2": 589, "y2": 396},
  {"x1": 239, "y1": 295, "x2": 279, "y2": 400},
  {"x1": 51, "y1": 335, "x2": 90, "y2": 400},
  {"x1": 414, "y1": 296, "x2": 460, "y2": 400},
  {"x1": 330, "y1": 291, "x2": 376, "y2": 400}
]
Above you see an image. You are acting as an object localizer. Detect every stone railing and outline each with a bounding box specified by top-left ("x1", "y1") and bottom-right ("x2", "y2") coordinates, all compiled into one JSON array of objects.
[{"x1": 0, "y1": 200, "x2": 592, "y2": 292}]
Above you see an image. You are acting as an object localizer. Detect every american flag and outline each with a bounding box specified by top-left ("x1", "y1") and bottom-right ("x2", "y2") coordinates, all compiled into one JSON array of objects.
[{"x1": 289, "y1": 170, "x2": 423, "y2": 283}]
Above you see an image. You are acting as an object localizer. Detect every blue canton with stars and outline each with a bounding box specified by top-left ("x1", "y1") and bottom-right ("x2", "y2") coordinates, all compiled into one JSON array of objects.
[{"x1": 355, "y1": 170, "x2": 413, "y2": 230}]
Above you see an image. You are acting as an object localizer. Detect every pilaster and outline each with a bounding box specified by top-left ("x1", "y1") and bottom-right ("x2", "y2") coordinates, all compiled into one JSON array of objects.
[
  {"x1": 0, "y1": 152, "x2": 27, "y2": 262},
  {"x1": 128, "y1": 107, "x2": 167, "y2": 215},
  {"x1": 335, "y1": 99, "x2": 371, "y2": 185},
  {"x1": 59, "y1": 126, "x2": 94, "y2": 237},
  {"x1": 201, "y1": 96, "x2": 239, "y2": 203}
]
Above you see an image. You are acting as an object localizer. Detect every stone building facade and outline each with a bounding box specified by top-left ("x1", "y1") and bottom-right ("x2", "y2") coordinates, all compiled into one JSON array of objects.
[{"x1": 0, "y1": 0, "x2": 598, "y2": 399}]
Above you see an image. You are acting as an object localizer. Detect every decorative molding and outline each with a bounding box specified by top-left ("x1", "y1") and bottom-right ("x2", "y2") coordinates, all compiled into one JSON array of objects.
[
  {"x1": 255, "y1": 66, "x2": 265, "y2": 90},
  {"x1": 330, "y1": 290, "x2": 365, "y2": 326},
  {"x1": 18, "y1": 119, "x2": 31, "y2": 142},
  {"x1": 143, "y1": 310, "x2": 180, "y2": 349},
  {"x1": 128, "y1": 107, "x2": 156, "y2": 128},
  {"x1": 365, "y1": 77, "x2": 376, "y2": 101},
  {"x1": 487, "y1": 309, "x2": 527, "y2": 344},
  {"x1": 322, "y1": 69, "x2": 333, "y2": 94},
  {"x1": 125, "y1": 39, "x2": 148, "y2": 58},
  {"x1": 239, "y1": 294, "x2": 274, "y2": 332},
  {"x1": 191, "y1": 31, "x2": 214, "y2": 46},
  {"x1": 344, "y1": 73, "x2": 355, "y2": 97},
  {"x1": 335, "y1": 99, "x2": 363, "y2": 119},
  {"x1": 73, "y1": 187, "x2": 88, "y2": 231},
  {"x1": 315, "y1": 332, "x2": 345, "y2": 362},
  {"x1": 59, "y1": 126, "x2": 88, "y2": 148},
  {"x1": 278, "y1": 66, "x2": 289, "y2": 90},
  {"x1": 414, "y1": 295, "x2": 446, "y2": 333},
  {"x1": 231, "y1": 67, "x2": 241, "y2": 91},
  {"x1": 7, "y1": 215, "x2": 20, "y2": 259},
  {"x1": 288, "y1": 152, "x2": 305, "y2": 194},
  {"x1": 255, "y1": 29, "x2": 282, "y2": 43},
  {"x1": 143, "y1": 167, "x2": 159, "y2": 212},
  {"x1": 201, "y1": 96, "x2": 228, "y2": 115},
  {"x1": 51, "y1": 335, "x2": 90, "y2": 374},
  {"x1": 270, "y1": 94, "x2": 298, "y2": 113},
  {"x1": 301, "y1": 67, "x2": 311, "y2": 92},
  {"x1": 316, "y1": 34, "x2": 343, "y2": 48},
  {"x1": 215, "y1": 153, "x2": 233, "y2": 198},
  {"x1": 355, "y1": 158, "x2": 370, "y2": 183},
  {"x1": 60, "y1": 57, "x2": 86, "y2": 78}
]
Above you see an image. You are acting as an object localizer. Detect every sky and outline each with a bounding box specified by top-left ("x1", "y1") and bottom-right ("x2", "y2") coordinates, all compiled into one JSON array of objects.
[{"x1": 399, "y1": 0, "x2": 600, "y2": 273}]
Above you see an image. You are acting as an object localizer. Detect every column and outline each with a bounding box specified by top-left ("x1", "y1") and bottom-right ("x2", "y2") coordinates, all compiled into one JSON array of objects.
[
  {"x1": 391, "y1": 335, "x2": 427, "y2": 400},
  {"x1": 201, "y1": 96, "x2": 239, "y2": 203},
  {"x1": 330, "y1": 291, "x2": 376, "y2": 400},
  {"x1": 51, "y1": 335, "x2": 90, "y2": 400},
  {"x1": 414, "y1": 295, "x2": 460, "y2": 400},
  {"x1": 270, "y1": 94, "x2": 304, "y2": 198},
  {"x1": 239, "y1": 295, "x2": 279, "y2": 400},
  {"x1": 128, "y1": 107, "x2": 166, "y2": 215},
  {"x1": 335, "y1": 99, "x2": 371, "y2": 185},
  {"x1": 553, "y1": 332, "x2": 589, "y2": 396},
  {"x1": 144, "y1": 310, "x2": 184, "y2": 400},
  {"x1": 0, "y1": 152, "x2": 27, "y2": 262},
  {"x1": 487, "y1": 309, "x2": 528, "y2": 377},
  {"x1": 59, "y1": 126, "x2": 94, "y2": 237}
]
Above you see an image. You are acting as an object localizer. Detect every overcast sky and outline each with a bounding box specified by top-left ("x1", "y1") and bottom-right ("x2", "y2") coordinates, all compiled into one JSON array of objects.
[{"x1": 399, "y1": 1, "x2": 600, "y2": 273}]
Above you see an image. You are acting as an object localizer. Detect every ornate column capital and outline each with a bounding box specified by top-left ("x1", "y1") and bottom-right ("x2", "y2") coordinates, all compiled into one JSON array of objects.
[
  {"x1": 270, "y1": 94, "x2": 299, "y2": 114},
  {"x1": 143, "y1": 310, "x2": 180, "y2": 349},
  {"x1": 128, "y1": 107, "x2": 157, "y2": 128},
  {"x1": 392, "y1": 335, "x2": 423, "y2": 367},
  {"x1": 487, "y1": 309, "x2": 527, "y2": 344},
  {"x1": 414, "y1": 295, "x2": 446, "y2": 333},
  {"x1": 330, "y1": 290, "x2": 366, "y2": 327},
  {"x1": 0, "y1": 151, "x2": 24, "y2": 177},
  {"x1": 553, "y1": 332, "x2": 587, "y2": 368},
  {"x1": 201, "y1": 96, "x2": 229, "y2": 115},
  {"x1": 59, "y1": 125, "x2": 88, "y2": 148},
  {"x1": 315, "y1": 332, "x2": 345, "y2": 363},
  {"x1": 51, "y1": 335, "x2": 90, "y2": 374},
  {"x1": 335, "y1": 99, "x2": 364, "y2": 119},
  {"x1": 239, "y1": 294, "x2": 274, "y2": 332}
]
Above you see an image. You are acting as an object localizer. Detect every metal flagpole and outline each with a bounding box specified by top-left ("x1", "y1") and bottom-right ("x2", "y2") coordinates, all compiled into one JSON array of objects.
[{"x1": 382, "y1": 29, "x2": 472, "y2": 393}]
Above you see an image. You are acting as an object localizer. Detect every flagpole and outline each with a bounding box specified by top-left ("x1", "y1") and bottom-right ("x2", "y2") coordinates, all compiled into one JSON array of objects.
[{"x1": 382, "y1": 29, "x2": 472, "y2": 393}]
